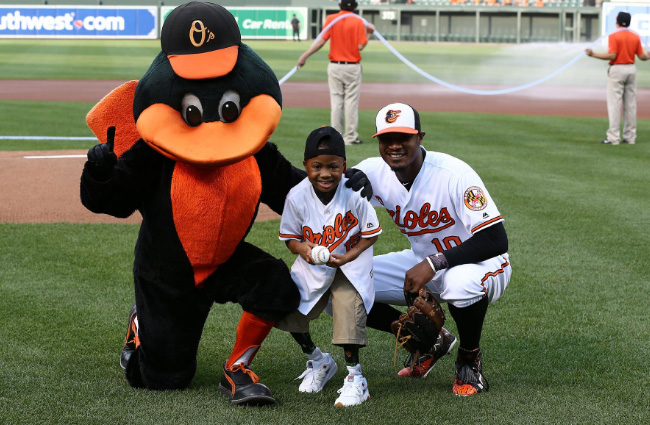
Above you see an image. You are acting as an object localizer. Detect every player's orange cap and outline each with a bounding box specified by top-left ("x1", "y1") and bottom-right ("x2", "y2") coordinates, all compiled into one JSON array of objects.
[
  {"x1": 373, "y1": 102, "x2": 421, "y2": 138},
  {"x1": 161, "y1": 2, "x2": 240, "y2": 80}
]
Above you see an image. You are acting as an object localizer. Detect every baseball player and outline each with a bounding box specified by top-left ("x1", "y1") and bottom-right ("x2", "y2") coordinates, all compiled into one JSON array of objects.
[
  {"x1": 346, "y1": 103, "x2": 511, "y2": 396},
  {"x1": 276, "y1": 126, "x2": 382, "y2": 407}
]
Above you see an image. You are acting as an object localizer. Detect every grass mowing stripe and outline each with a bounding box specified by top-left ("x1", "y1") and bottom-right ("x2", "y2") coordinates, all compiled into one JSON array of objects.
[{"x1": 1, "y1": 39, "x2": 648, "y2": 88}]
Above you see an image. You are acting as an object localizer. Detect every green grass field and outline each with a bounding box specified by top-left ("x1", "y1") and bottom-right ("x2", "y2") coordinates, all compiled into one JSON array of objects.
[
  {"x1": 1, "y1": 39, "x2": 650, "y2": 424},
  {"x1": 2, "y1": 38, "x2": 648, "y2": 87}
]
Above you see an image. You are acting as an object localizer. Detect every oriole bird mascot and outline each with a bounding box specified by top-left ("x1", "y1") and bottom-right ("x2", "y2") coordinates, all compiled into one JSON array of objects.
[{"x1": 80, "y1": 2, "x2": 309, "y2": 406}]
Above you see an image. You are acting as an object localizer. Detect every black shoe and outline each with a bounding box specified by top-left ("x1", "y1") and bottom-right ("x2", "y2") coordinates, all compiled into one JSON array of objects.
[
  {"x1": 600, "y1": 139, "x2": 619, "y2": 145},
  {"x1": 120, "y1": 304, "x2": 138, "y2": 370},
  {"x1": 219, "y1": 363, "x2": 276, "y2": 406},
  {"x1": 621, "y1": 140, "x2": 635, "y2": 144},
  {"x1": 346, "y1": 139, "x2": 363, "y2": 145}
]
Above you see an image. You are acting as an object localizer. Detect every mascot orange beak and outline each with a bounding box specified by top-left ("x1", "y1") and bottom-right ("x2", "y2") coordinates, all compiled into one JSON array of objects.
[{"x1": 136, "y1": 94, "x2": 281, "y2": 167}]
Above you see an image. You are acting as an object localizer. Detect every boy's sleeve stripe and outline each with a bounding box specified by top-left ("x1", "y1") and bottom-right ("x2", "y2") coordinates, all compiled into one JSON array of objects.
[{"x1": 361, "y1": 226, "x2": 382, "y2": 236}]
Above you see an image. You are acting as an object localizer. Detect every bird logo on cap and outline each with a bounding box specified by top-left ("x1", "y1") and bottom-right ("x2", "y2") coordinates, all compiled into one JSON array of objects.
[
  {"x1": 385, "y1": 109, "x2": 401, "y2": 124},
  {"x1": 189, "y1": 20, "x2": 215, "y2": 48}
]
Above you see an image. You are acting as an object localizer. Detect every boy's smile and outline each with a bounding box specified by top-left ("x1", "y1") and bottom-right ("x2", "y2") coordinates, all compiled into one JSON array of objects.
[{"x1": 303, "y1": 154, "x2": 347, "y2": 199}]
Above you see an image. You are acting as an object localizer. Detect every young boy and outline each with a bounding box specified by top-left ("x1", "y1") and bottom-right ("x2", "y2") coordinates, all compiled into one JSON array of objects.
[{"x1": 276, "y1": 126, "x2": 382, "y2": 407}]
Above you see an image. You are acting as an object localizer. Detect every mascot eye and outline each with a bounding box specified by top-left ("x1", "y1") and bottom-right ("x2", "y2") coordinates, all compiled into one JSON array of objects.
[
  {"x1": 218, "y1": 90, "x2": 241, "y2": 123},
  {"x1": 181, "y1": 93, "x2": 203, "y2": 127}
]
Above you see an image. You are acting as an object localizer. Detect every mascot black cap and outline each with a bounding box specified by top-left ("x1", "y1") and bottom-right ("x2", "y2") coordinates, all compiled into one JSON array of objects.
[{"x1": 161, "y1": 1, "x2": 241, "y2": 80}]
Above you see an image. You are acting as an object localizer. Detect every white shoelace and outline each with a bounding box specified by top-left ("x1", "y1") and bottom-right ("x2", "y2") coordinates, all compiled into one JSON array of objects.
[{"x1": 338, "y1": 377, "x2": 363, "y2": 396}]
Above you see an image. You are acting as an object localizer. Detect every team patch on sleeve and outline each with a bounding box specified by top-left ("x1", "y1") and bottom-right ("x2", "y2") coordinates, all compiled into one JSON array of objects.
[{"x1": 464, "y1": 186, "x2": 487, "y2": 211}]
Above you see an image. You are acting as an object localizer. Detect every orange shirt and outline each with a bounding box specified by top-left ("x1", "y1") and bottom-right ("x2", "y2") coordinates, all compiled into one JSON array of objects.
[
  {"x1": 608, "y1": 29, "x2": 644, "y2": 65},
  {"x1": 321, "y1": 11, "x2": 367, "y2": 63}
]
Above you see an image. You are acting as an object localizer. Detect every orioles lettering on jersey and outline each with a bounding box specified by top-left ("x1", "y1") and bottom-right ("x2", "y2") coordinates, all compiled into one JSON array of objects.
[
  {"x1": 302, "y1": 211, "x2": 360, "y2": 251},
  {"x1": 385, "y1": 203, "x2": 455, "y2": 236}
]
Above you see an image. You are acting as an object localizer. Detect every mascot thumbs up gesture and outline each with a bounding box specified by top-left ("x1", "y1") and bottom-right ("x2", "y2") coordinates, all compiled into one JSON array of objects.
[{"x1": 81, "y1": 2, "x2": 306, "y2": 406}]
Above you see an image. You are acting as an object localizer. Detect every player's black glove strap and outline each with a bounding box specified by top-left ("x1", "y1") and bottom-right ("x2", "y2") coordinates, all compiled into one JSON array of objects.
[
  {"x1": 87, "y1": 126, "x2": 117, "y2": 181},
  {"x1": 344, "y1": 168, "x2": 373, "y2": 201}
]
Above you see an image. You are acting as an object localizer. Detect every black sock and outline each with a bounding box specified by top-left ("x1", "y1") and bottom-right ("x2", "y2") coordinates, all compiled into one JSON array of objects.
[
  {"x1": 342, "y1": 345, "x2": 360, "y2": 366},
  {"x1": 291, "y1": 332, "x2": 316, "y2": 355},
  {"x1": 448, "y1": 297, "x2": 488, "y2": 351},
  {"x1": 366, "y1": 302, "x2": 402, "y2": 333}
]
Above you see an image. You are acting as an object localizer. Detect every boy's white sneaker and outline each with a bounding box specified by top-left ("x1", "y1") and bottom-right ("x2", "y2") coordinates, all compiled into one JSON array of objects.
[
  {"x1": 334, "y1": 373, "x2": 370, "y2": 407},
  {"x1": 295, "y1": 353, "x2": 338, "y2": 393}
]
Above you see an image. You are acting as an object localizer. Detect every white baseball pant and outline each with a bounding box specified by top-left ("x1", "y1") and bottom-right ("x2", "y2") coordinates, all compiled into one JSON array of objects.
[{"x1": 372, "y1": 249, "x2": 511, "y2": 309}]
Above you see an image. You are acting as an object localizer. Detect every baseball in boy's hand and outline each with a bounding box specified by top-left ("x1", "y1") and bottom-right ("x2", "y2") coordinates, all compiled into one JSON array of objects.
[{"x1": 311, "y1": 246, "x2": 330, "y2": 265}]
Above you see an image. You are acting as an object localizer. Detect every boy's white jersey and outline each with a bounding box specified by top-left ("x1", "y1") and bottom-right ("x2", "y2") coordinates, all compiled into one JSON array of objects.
[
  {"x1": 279, "y1": 176, "x2": 382, "y2": 315},
  {"x1": 355, "y1": 148, "x2": 503, "y2": 260}
]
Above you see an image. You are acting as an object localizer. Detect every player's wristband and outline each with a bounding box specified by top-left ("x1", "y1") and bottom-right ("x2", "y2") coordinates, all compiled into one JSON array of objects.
[{"x1": 426, "y1": 253, "x2": 449, "y2": 273}]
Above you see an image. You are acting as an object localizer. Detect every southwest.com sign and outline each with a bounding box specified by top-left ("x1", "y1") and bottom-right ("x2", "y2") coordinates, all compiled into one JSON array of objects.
[{"x1": 0, "y1": 6, "x2": 157, "y2": 38}]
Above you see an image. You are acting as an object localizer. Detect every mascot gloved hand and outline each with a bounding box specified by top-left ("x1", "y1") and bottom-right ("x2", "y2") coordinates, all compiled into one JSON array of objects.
[
  {"x1": 80, "y1": 2, "x2": 306, "y2": 406},
  {"x1": 86, "y1": 126, "x2": 117, "y2": 181}
]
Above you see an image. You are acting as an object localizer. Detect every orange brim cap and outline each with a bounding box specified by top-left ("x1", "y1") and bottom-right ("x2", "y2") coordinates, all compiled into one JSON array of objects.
[
  {"x1": 372, "y1": 126, "x2": 419, "y2": 138},
  {"x1": 168, "y1": 45, "x2": 239, "y2": 80},
  {"x1": 372, "y1": 103, "x2": 421, "y2": 138},
  {"x1": 161, "y1": 2, "x2": 241, "y2": 80}
]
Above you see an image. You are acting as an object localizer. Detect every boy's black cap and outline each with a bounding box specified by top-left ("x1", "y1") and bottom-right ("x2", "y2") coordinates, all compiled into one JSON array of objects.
[
  {"x1": 617, "y1": 12, "x2": 631, "y2": 27},
  {"x1": 161, "y1": 2, "x2": 241, "y2": 80},
  {"x1": 304, "y1": 126, "x2": 346, "y2": 161}
]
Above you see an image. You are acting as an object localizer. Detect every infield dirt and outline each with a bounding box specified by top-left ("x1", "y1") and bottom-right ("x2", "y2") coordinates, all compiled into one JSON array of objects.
[{"x1": 2, "y1": 79, "x2": 646, "y2": 223}]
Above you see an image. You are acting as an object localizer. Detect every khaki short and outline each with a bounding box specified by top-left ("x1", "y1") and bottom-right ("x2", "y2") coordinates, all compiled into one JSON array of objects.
[{"x1": 275, "y1": 269, "x2": 367, "y2": 346}]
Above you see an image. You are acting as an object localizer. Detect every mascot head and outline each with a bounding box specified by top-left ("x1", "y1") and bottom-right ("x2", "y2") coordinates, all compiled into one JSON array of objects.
[{"x1": 87, "y1": 2, "x2": 282, "y2": 167}]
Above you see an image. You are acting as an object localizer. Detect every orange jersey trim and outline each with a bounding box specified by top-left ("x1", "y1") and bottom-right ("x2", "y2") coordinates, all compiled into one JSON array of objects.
[
  {"x1": 279, "y1": 233, "x2": 302, "y2": 240},
  {"x1": 361, "y1": 226, "x2": 382, "y2": 237},
  {"x1": 471, "y1": 216, "x2": 503, "y2": 233}
]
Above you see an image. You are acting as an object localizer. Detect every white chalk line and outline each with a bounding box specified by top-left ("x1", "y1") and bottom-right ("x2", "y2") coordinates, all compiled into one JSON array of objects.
[
  {"x1": 23, "y1": 154, "x2": 86, "y2": 159},
  {"x1": 0, "y1": 136, "x2": 96, "y2": 141},
  {"x1": 0, "y1": 136, "x2": 94, "y2": 159}
]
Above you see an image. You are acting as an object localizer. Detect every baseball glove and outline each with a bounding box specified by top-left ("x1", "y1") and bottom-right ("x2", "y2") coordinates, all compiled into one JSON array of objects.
[{"x1": 391, "y1": 288, "x2": 445, "y2": 364}]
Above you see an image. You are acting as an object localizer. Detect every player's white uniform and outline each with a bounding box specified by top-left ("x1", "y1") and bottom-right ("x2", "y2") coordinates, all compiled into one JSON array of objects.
[
  {"x1": 355, "y1": 148, "x2": 511, "y2": 308},
  {"x1": 279, "y1": 176, "x2": 382, "y2": 315}
]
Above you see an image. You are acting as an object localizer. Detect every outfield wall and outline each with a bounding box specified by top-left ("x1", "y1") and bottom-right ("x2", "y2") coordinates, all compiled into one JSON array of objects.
[
  {"x1": 343, "y1": 6, "x2": 602, "y2": 42},
  {"x1": 2, "y1": 2, "x2": 646, "y2": 43}
]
